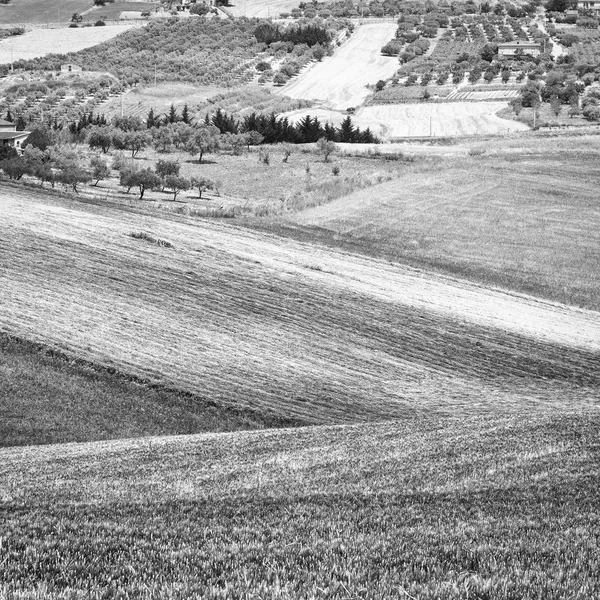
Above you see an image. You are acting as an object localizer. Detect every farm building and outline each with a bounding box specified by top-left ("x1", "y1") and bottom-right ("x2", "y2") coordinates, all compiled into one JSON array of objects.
[
  {"x1": 577, "y1": 0, "x2": 600, "y2": 12},
  {"x1": 61, "y1": 64, "x2": 82, "y2": 73},
  {"x1": 0, "y1": 119, "x2": 30, "y2": 152},
  {"x1": 497, "y1": 41, "x2": 541, "y2": 57}
]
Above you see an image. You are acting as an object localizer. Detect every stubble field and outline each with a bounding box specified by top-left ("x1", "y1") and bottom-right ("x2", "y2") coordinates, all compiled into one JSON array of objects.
[
  {"x1": 226, "y1": 0, "x2": 312, "y2": 18},
  {"x1": 1, "y1": 183, "x2": 599, "y2": 446},
  {"x1": 279, "y1": 23, "x2": 399, "y2": 110},
  {"x1": 281, "y1": 102, "x2": 528, "y2": 140}
]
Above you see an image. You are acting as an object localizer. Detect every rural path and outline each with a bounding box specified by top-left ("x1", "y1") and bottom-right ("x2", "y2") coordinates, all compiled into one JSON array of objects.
[
  {"x1": 1, "y1": 187, "x2": 598, "y2": 424},
  {"x1": 279, "y1": 22, "x2": 399, "y2": 110}
]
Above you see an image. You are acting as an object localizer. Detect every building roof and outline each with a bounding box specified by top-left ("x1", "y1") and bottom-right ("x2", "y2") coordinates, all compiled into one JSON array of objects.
[
  {"x1": 0, "y1": 131, "x2": 30, "y2": 140},
  {"x1": 0, "y1": 119, "x2": 15, "y2": 127},
  {"x1": 498, "y1": 41, "x2": 540, "y2": 46}
]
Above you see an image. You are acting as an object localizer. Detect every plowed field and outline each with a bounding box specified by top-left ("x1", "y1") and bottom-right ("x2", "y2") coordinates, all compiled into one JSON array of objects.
[{"x1": 1, "y1": 185, "x2": 598, "y2": 426}]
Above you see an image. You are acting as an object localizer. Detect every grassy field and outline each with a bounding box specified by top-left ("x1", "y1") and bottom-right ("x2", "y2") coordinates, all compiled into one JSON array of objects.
[
  {"x1": 0, "y1": 0, "x2": 90, "y2": 24},
  {"x1": 1, "y1": 409, "x2": 599, "y2": 598},
  {"x1": 283, "y1": 142, "x2": 600, "y2": 311},
  {"x1": 98, "y1": 85, "x2": 314, "y2": 122},
  {"x1": 226, "y1": 0, "x2": 309, "y2": 18},
  {"x1": 83, "y1": 1, "x2": 158, "y2": 22},
  {"x1": 44, "y1": 144, "x2": 405, "y2": 213},
  {"x1": 1, "y1": 183, "x2": 598, "y2": 445},
  {"x1": 0, "y1": 333, "x2": 292, "y2": 448},
  {"x1": 497, "y1": 103, "x2": 592, "y2": 128},
  {"x1": 0, "y1": 25, "x2": 136, "y2": 63}
]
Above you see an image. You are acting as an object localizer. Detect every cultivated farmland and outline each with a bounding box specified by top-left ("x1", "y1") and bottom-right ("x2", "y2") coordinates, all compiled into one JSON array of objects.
[
  {"x1": 1, "y1": 409, "x2": 599, "y2": 599},
  {"x1": 280, "y1": 22, "x2": 399, "y2": 110},
  {"x1": 1, "y1": 184, "x2": 599, "y2": 441},
  {"x1": 0, "y1": 25, "x2": 136, "y2": 63},
  {"x1": 282, "y1": 101, "x2": 527, "y2": 139},
  {"x1": 289, "y1": 147, "x2": 600, "y2": 310},
  {"x1": 0, "y1": 0, "x2": 91, "y2": 24},
  {"x1": 360, "y1": 102, "x2": 529, "y2": 137}
]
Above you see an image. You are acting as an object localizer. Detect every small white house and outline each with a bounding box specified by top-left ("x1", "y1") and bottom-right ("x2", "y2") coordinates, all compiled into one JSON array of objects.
[
  {"x1": 497, "y1": 41, "x2": 541, "y2": 57},
  {"x1": 0, "y1": 119, "x2": 30, "y2": 152},
  {"x1": 577, "y1": 0, "x2": 600, "y2": 13}
]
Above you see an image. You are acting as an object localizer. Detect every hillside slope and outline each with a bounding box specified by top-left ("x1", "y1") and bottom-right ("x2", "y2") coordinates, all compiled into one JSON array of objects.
[
  {"x1": 280, "y1": 23, "x2": 399, "y2": 110},
  {"x1": 1, "y1": 184, "x2": 599, "y2": 443},
  {"x1": 290, "y1": 153, "x2": 600, "y2": 311},
  {"x1": 0, "y1": 333, "x2": 289, "y2": 448},
  {"x1": 1, "y1": 410, "x2": 599, "y2": 598}
]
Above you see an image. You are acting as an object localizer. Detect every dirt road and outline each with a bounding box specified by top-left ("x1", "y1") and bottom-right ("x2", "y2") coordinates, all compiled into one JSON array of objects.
[{"x1": 280, "y1": 22, "x2": 399, "y2": 110}]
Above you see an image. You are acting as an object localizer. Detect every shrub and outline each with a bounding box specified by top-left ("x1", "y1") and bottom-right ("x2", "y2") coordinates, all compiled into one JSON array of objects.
[{"x1": 128, "y1": 232, "x2": 174, "y2": 248}]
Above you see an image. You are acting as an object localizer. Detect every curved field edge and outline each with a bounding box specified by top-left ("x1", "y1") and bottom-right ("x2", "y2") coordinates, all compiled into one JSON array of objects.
[
  {"x1": 0, "y1": 332, "x2": 302, "y2": 448},
  {"x1": 1, "y1": 183, "x2": 599, "y2": 438},
  {"x1": 282, "y1": 151, "x2": 600, "y2": 312},
  {"x1": 1, "y1": 410, "x2": 599, "y2": 599}
]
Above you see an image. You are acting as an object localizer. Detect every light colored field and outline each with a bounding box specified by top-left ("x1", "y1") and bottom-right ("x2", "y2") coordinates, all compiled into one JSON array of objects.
[
  {"x1": 279, "y1": 22, "x2": 399, "y2": 110},
  {"x1": 1, "y1": 185, "x2": 599, "y2": 427},
  {"x1": 226, "y1": 0, "x2": 305, "y2": 18},
  {"x1": 359, "y1": 102, "x2": 530, "y2": 137},
  {"x1": 291, "y1": 151, "x2": 600, "y2": 310},
  {"x1": 83, "y1": 1, "x2": 158, "y2": 22},
  {"x1": 0, "y1": 25, "x2": 136, "y2": 63},
  {"x1": 281, "y1": 102, "x2": 528, "y2": 139}
]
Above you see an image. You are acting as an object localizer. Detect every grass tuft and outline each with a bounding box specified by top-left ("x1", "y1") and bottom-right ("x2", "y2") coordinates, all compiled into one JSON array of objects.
[{"x1": 129, "y1": 231, "x2": 174, "y2": 248}]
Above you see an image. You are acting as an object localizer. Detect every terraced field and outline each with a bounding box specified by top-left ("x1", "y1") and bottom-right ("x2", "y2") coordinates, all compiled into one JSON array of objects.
[{"x1": 1, "y1": 184, "x2": 598, "y2": 431}]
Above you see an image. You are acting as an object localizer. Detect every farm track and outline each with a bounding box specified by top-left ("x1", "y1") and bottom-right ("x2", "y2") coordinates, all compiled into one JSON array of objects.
[{"x1": 1, "y1": 185, "x2": 599, "y2": 425}]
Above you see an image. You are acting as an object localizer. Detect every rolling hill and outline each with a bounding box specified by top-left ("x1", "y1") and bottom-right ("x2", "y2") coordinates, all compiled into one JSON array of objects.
[
  {"x1": 287, "y1": 150, "x2": 600, "y2": 311},
  {"x1": 1, "y1": 409, "x2": 598, "y2": 598},
  {"x1": 1, "y1": 182, "x2": 599, "y2": 446}
]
